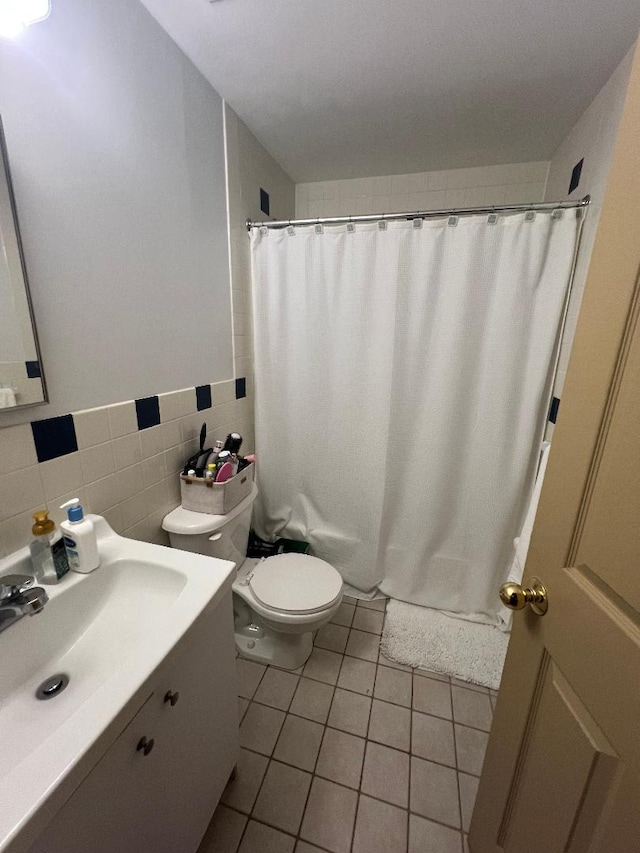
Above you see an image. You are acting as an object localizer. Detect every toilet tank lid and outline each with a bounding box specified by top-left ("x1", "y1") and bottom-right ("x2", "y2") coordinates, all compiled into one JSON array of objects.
[
  {"x1": 249, "y1": 553, "x2": 344, "y2": 614},
  {"x1": 162, "y1": 483, "x2": 258, "y2": 535}
]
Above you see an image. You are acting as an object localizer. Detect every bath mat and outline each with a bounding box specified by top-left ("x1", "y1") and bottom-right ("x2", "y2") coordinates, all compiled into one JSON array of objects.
[{"x1": 381, "y1": 600, "x2": 509, "y2": 690}]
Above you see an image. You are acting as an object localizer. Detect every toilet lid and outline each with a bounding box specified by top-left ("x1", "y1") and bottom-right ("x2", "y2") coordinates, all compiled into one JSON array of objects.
[{"x1": 249, "y1": 554, "x2": 343, "y2": 615}]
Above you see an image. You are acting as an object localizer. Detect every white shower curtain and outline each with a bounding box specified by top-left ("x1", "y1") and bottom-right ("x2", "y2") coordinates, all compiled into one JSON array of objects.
[{"x1": 251, "y1": 212, "x2": 579, "y2": 626}]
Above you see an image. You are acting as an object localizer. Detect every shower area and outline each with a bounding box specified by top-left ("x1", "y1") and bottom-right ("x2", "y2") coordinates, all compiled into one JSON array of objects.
[{"x1": 247, "y1": 197, "x2": 585, "y2": 682}]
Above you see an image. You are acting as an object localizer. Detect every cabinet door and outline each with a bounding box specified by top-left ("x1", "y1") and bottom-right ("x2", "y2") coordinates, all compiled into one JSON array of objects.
[
  {"x1": 149, "y1": 589, "x2": 239, "y2": 852},
  {"x1": 28, "y1": 693, "x2": 166, "y2": 853}
]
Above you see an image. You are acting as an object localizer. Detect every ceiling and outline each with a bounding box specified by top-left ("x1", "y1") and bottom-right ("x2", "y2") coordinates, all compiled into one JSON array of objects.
[{"x1": 139, "y1": 0, "x2": 640, "y2": 182}]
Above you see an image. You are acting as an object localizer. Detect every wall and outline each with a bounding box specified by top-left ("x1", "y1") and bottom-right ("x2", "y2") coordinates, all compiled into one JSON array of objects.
[
  {"x1": 296, "y1": 162, "x2": 549, "y2": 219},
  {"x1": 0, "y1": 0, "x2": 231, "y2": 424},
  {"x1": 544, "y1": 44, "x2": 635, "y2": 409},
  {"x1": 0, "y1": 6, "x2": 295, "y2": 557}
]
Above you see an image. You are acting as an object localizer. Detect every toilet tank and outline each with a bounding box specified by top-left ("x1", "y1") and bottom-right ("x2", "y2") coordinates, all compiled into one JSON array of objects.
[{"x1": 162, "y1": 484, "x2": 258, "y2": 567}]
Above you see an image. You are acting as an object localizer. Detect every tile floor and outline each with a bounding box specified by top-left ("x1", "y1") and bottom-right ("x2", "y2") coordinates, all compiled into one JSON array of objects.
[{"x1": 198, "y1": 597, "x2": 498, "y2": 853}]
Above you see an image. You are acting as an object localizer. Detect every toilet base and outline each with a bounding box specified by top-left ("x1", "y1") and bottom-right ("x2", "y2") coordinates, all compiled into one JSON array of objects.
[{"x1": 235, "y1": 622, "x2": 313, "y2": 670}]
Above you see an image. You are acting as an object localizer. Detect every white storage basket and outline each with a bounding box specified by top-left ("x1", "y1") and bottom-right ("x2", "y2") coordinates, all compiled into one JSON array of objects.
[{"x1": 180, "y1": 463, "x2": 254, "y2": 515}]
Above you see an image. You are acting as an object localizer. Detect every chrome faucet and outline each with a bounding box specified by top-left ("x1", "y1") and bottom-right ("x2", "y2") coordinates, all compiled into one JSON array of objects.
[{"x1": 0, "y1": 574, "x2": 49, "y2": 634}]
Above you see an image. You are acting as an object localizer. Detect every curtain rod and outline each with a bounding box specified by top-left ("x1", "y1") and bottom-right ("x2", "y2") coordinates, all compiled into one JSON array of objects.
[{"x1": 246, "y1": 195, "x2": 590, "y2": 231}]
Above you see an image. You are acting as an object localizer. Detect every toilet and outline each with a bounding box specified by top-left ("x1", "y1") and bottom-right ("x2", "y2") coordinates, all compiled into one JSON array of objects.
[{"x1": 162, "y1": 484, "x2": 344, "y2": 669}]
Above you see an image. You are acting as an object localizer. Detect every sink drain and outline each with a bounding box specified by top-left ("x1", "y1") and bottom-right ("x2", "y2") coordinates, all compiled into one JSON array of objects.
[{"x1": 36, "y1": 673, "x2": 69, "y2": 700}]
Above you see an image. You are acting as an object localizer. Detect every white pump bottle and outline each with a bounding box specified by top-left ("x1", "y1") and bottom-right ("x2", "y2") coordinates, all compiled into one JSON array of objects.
[{"x1": 60, "y1": 498, "x2": 100, "y2": 573}]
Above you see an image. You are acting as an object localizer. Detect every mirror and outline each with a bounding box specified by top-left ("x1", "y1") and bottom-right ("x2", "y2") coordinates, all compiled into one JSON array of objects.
[{"x1": 0, "y1": 116, "x2": 47, "y2": 409}]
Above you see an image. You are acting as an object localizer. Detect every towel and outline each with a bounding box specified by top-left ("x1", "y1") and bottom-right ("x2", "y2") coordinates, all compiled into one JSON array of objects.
[{"x1": 0, "y1": 387, "x2": 17, "y2": 408}]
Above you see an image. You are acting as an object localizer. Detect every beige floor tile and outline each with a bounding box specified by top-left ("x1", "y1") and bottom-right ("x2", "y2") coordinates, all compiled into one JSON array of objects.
[
  {"x1": 408, "y1": 814, "x2": 462, "y2": 853},
  {"x1": 352, "y1": 607, "x2": 385, "y2": 635},
  {"x1": 236, "y1": 658, "x2": 266, "y2": 699},
  {"x1": 352, "y1": 794, "x2": 407, "y2": 853},
  {"x1": 273, "y1": 714, "x2": 324, "y2": 771},
  {"x1": 327, "y1": 687, "x2": 372, "y2": 736},
  {"x1": 238, "y1": 820, "x2": 295, "y2": 853},
  {"x1": 303, "y1": 647, "x2": 343, "y2": 685},
  {"x1": 240, "y1": 703, "x2": 286, "y2": 755},
  {"x1": 464, "y1": 833, "x2": 470, "y2": 852},
  {"x1": 254, "y1": 668, "x2": 300, "y2": 711},
  {"x1": 455, "y1": 724, "x2": 489, "y2": 776},
  {"x1": 411, "y1": 711, "x2": 456, "y2": 767},
  {"x1": 459, "y1": 772, "x2": 480, "y2": 832},
  {"x1": 368, "y1": 698, "x2": 411, "y2": 751},
  {"x1": 410, "y1": 756, "x2": 460, "y2": 828},
  {"x1": 356, "y1": 597, "x2": 387, "y2": 611},
  {"x1": 238, "y1": 696, "x2": 249, "y2": 723},
  {"x1": 451, "y1": 687, "x2": 493, "y2": 732},
  {"x1": 345, "y1": 629, "x2": 380, "y2": 662},
  {"x1": 315, "y1": 727, "x2": 365, "y2": 789},
  {"x1": 361, "y1": 741, "x2": 410, "y2": 808},
  {"x1": 314, "y1": 623, "x2": 350, "y2": 653},
  {"x1": 295, "y1": 843, "x2": 325, "y2": 853},
  {"x1": 374, "y1": 665, "x2": 412, "y2": 707},
  {"x1": 252, "y1": 761, "x2": 312, "y2": 835},
  {"x1": 378, "y1": 651, "x2": 412, "y2": 672},
  {"x1": 337, "y1": 657, "x2": 377, "y2": 696},
  {"x1": 289, "y1": 677, "x2": 334, "y2": 724},
  {"x1": 330, "y1": 602, "x2": 355, "y2": 627},
  {"x1": 198, "y1": 804, "x2": 247, "y2": 853},
  {"x1": 300, "y1": 777, "x2": 358, "y2": 853},
  {"x1": 412, "y1": 674, "x2": 453, "y2": 719},
  {"x1": 221, "y1": 748, "x2": 268, "y2": 813},
  {"x1": 413, "y1": 666, "x2": 450, "y2": 683}
]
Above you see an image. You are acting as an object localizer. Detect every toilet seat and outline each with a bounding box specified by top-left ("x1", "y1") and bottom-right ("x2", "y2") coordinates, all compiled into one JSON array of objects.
[{"x1": 247, "y1": 554, "x2": 343, "y2": 615}]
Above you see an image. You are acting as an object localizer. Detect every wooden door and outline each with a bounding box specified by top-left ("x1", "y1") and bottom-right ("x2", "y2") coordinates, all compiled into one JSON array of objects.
[{"x1": 469, "y1": 39, "x2": 640, "y2": 853}]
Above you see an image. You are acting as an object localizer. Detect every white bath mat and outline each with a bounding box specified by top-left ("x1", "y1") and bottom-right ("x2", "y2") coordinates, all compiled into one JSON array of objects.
[{"x1": 381, "y1": 600, "x2": 510, "y2": 690}]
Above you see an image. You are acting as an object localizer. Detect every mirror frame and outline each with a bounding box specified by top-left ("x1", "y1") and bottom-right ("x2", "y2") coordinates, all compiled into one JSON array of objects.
[{"x1": 0, "y1": 115, "x2": 48, "y2": 408}]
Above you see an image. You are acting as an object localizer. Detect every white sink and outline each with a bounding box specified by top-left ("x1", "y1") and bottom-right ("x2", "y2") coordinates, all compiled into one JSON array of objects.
[{"x1": 0, "y1": 516, "x2": 235, "y2": 853}]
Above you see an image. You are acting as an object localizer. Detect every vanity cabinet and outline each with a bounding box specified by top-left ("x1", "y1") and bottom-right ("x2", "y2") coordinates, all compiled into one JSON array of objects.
[{"x1": 28, "y1": 590, "x2": 238, "y2": 853}]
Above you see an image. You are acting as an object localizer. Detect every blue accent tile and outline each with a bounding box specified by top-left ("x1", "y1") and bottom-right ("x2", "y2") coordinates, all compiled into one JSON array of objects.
[
  {"x1": 25, "y1": 360, "x2": 41, "y2": 378},
  {"x1": 548, "y1": 396, "x2": 560, "y2": 424},
  {"x1": 196, "y1": 384, "x2": 212, "y2": 411},
  {"x1": 260, "y1": 188, "x2": 270, "y2": 216},
  {"x1": 136, "y1": 396, "x2": 160, "y2": 430},
  {"x1": 31, "y1": 415, "x2": 77, "y2": 463},
  {"x1": 235, "y1": 377, "x2": 246, "y2": 399},
  {"x1": 569, "y1": 159, "x2": 583, "y2": 194}
]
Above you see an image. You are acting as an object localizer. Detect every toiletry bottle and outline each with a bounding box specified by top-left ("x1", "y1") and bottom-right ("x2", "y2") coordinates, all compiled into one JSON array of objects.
[
  {"x1": 29, "y1": 510, "x2": 70, "y2": 583},
  {"x1": 223, "y1": 433, "x2": 243, "y2": 454},
  {"x1": 60, "y1": 499, "x2": 100, "y2": 573},
  {"x1": 204, "y1": 440, "x2": 224, "y2": 471},
  {"x1": 204, "y1": 463, "x2": 216, "y2": 480}
]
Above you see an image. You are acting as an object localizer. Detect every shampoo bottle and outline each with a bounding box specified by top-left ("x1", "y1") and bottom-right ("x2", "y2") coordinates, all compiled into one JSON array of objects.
[
  {"x1": 60, "y1": 499, "x2": 100, "y2": 573},
  {"x1": 30, "y1": 510, "x2": 70, "y2": 583}
]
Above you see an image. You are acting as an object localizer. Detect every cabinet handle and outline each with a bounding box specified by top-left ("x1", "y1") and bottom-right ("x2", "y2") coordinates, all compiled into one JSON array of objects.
[
  {"x1": 164, "y1": 690, "x2": 179, "y2": 707},
  {"x1": 136, "y1": 736, "x2": 155, "y2": 756}
]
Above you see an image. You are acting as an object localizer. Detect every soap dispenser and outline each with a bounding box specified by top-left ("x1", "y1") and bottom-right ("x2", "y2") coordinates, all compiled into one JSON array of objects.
[
  {"x1": 30, "y1": 510, "x2": 70, "y2": 583},
  {"x1": 60, "y1": 498, "x2": 100, "y2": 573}
]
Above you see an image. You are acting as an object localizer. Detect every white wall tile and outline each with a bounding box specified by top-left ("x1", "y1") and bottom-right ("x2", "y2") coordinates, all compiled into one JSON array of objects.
[
  {"x1": 39, "y1": 452, "x2": 84, "y2": 502},
  {"x1": 142, "y1": 453, "x2": 166, "y2": 488},
  {"x1": 113, "y1": 433, "x2": 142, "y2": 470},
  {"x1": 158, "y1": 388, "x2": 195, "y2": 422},
  {"x1": 139, "y1": 424, "x2": 164, "y2": 458},
  {"x1": 0, "y1": 466, "x2": 45, "y2": 519},
  {"x1": 73, "y1": 407, "x2": 111, "y2": 449},
  {"x1": 80, "y1": 443, "x2": 116, "y2": 483},
  {"x1": 0, "y1": 423, "x2": 38, "y2": 475},
  {"x1": 108, "y1": 401, "x2": 138, "y2": 438}
]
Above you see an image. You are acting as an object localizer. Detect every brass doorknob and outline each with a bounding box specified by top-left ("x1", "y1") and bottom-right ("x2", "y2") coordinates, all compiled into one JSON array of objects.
[{"x1": 499, "y1": 578, "x2": 548, "y2": 616}]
